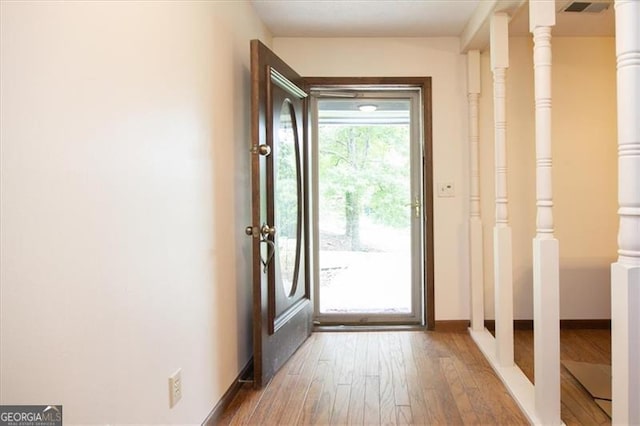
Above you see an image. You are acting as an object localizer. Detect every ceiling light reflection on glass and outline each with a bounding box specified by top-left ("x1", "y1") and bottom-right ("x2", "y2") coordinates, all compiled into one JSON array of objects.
[
  {"x1": 358, "y1": 104, "x2": 378, "y2": 112},
  {"x1": 319, "y1": 99, "x2": 410, "y2": 125}
]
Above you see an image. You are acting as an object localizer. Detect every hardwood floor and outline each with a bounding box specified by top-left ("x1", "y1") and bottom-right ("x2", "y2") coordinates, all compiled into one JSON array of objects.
[
  {"x1": 218, "y1": 331, "x2": 529, "y2": 425},
  {"x1": 514, "y1": 329, "x2": 611, "y2": 426}
]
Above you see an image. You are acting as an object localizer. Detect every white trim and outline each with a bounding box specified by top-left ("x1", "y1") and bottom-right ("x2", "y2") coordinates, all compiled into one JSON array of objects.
[{"x1": 470, "y1": 328, "x2": 566, "y2": 426}]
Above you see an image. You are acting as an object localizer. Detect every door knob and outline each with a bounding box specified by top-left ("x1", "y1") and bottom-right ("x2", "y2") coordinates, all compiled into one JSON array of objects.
[
  {"x1": 260, "y1": 223, "x2": 276, "y2": 238},
  {"x1": 251, "y1": 144, "x2": 271, "y2": 156}
]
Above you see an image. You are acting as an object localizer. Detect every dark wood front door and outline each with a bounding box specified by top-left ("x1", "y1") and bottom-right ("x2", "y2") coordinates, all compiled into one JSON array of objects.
[{"x1": 248, "y1": 40, "x2": 313, "y2": 388}]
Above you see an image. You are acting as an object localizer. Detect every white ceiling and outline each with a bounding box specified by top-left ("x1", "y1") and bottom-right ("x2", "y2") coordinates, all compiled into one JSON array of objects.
[
  {"x1": 251, "y1": 0, "x2": 615, "y2": 41},
  {"x1": 251, "y1": 0, "x2": 482, "y2": 38}
]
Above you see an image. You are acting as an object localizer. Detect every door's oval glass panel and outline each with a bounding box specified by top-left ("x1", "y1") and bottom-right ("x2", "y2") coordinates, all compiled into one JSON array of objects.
[{"x1": 275, "y1": 100, "x2": 301, "y2": 297}]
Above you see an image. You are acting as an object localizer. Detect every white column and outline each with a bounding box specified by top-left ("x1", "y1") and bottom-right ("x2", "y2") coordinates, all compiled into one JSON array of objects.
[
  {"x1": 612, "y1": 1, "x2": 640, "y2": 424},
  {"x1": 530, "y1": 1, "x2": 561, "y2": 424},
  {"x1": 468, "y1": 50, "x2": 485, "y2": 332},
  {"x1": 490, "y1": 13, "x2": 514, "y2": 367}
]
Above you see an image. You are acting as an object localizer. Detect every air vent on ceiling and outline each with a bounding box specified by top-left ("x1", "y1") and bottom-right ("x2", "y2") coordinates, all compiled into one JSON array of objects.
[{"x1": 560, "y1": 1, "x2": 610, "y2": 13}]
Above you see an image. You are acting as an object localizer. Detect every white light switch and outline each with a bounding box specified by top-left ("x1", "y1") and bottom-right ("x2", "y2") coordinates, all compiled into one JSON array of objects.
[{"x1": 438, "y1": 182, "x2": 455, "y2": 197}]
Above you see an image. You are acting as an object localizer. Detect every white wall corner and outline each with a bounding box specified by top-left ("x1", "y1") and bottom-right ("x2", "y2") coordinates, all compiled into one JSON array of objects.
[
  {"x1": 490, "y1": 13, "x2": 510, "y2": 70},
  {"x1": 529, "y1": 0, "x2": 556, "y2": 32}
]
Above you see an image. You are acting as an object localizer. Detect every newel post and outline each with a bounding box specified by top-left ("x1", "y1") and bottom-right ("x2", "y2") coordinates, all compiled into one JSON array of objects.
[
  {"x1": 612, "y1": 1, "x2": 640, "y2": 424},
  {"x1": 468, "y1": 50, "x2": 485, "y2": 332},
  {"x1": 530, "y1": 1, "x2": 561, "y2": 424},
  {"x1": 490, "y1": 13, "x2": 514, "y2": 367}
]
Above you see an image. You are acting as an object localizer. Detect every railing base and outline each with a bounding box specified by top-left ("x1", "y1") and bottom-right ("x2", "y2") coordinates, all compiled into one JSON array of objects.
[{"x1": 469, "y1": 328, "x2": 566, "y2": 426}]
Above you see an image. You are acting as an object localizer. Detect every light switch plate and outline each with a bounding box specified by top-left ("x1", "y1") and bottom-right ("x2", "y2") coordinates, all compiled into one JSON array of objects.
[{"x1": 438, "y1": 182, "x2": 455, "y2": 197}]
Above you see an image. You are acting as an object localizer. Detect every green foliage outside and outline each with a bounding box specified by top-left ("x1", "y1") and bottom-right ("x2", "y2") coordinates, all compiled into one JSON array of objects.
[
  {"x1": 319, "y1": 124, "x2": 410, "y2": 251},
  {"x1": 275, "y1": 140, "x2": 298, "y2": 239}
]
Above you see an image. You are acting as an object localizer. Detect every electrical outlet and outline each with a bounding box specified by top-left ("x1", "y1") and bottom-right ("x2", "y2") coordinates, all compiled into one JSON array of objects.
[
  {"x1": 438, "y1": 182, "x2": 455, "y2": 197},
  {"x1": 169, "y1": 368, "x2": 182, "y2": 408}
]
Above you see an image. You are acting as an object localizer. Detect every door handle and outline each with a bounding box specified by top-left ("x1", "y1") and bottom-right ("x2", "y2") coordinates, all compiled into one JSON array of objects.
[
  {"x1": 259, "y1": 223, "x2": 276, "y2": 273},
  {"x1": 260, "y1": 237, "x2": 275, "y2": 273},
  {"x1": 245, "y1": 224, "x2": 276, "y2": 238},
  {"x1": 404, "y1": 197, "x2": 421, "y2": 219},
  {"x1": 246, "y1": 224, "x2": 276, "y2": 272},
  {"x1": 260, "y1": 223, "x2": 276, "y2": 238}
]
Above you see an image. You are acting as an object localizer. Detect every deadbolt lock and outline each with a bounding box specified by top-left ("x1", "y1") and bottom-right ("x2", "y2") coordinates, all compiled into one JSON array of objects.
[{"x1": 251, "y1": 144, "x2": 271, "y2": 156}]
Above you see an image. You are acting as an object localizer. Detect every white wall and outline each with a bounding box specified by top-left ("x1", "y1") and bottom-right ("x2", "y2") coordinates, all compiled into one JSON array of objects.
[
  {"x1": 0, "y1": 1, "x2": 270, "y2": 423},
  {"x1": 479, "y1": 37, "x2": 617, "y2": 319},
  {"x1": 273, "y1": 37, "x2": 471, "y2": 320}
]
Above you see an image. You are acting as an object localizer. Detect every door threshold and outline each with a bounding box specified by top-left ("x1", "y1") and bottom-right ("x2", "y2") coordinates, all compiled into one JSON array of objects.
[{"x1": 313, "y1": 324, "x2": 426, "y2": 332}]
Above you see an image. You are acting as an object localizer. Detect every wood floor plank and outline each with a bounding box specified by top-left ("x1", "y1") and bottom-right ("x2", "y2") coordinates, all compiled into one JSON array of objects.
[
  {"x1": 260, "y1": 373, "x2": 299, "y2": 425},
  {"x1": 514, "y1": 330, "x2": 534, "y2": 383},
  {"x1": 561, "y1": 330, "x2": 599, "y2": 363},
  {"x1": 561, "y1": 373, "x2": 610, "y2": 425},
  {"x1": 388, "y1": 333, "x2": 410, "y2": 407},
  {"x1": 471, "y1": 368, "x2": 528, "y2": 425},
  {"x1": 427, "y1": 330, "x2": 456, "y2": 358},
  {"x1": 330, "y1": 384, "x2": 351, "y2": 425},
  {"x1": 378, "y1": 333, "x2": 397, "y2": 425},
  {"x1": 245, "y1": 357, "x2": 291, "y2": 425},
  {"x1": 395, "y1": 405, "x2": 412, "y2": 426},
  {"x1": 313, "y1": 354, "x2": 339, "y2": 425},
  {"x1": 285, "y1": 332, "x2": 317, "y2": 375},
  {"x1": 440, "y1": 357, "x2": 480, "y2": 425},
  {"x1": 276, "y1": 335, "x2": 326, "y2": 425},
  {"x1": 299, "y1": 360, "x2": 330, "y2": 425},
  {"x1": 217, "y1": 383, "x2": 259, "y2": 425},
  {"x1": 466, "y1": 387, "x2": 498, "y2": 425},
  {"x1": 423, "y1": 388, "x2": 457, "y2": 425},
  {"x1": 569, "y1": 330, "x2": 610, "y2": 363},
  {"x1": 449, "y1": 332, "x2": 481, "y2": 367},
  {"x1": 447, "y1": 334, "x2": 481, "y2": 391},
  {"x1": 409, "y1": 333, "x2": 438, "y2": 391},
  {"x1": 366, "y1": 332, "x2": 380, "y2": 377},
  {"x1": 242, "y1": 333, "x2": 323, "y2": 425},
  {"x1": 582, "y1": 330, "x2": 611, "y2": 360},
  {"x1": 227, "y1": 391, "x2": 265, "y2": 425},
  {"x1": 364, "y1": 375, "x2": 381, "y2": 425},
  {"x1": 410, "y1": 334, "x2": 464, "y2": 426},
  {"x1": 399, "y1": 333, "x2": 429, "y2": 425},
  {"x1": 337, "y1": 332, "x2": 357, "y2": 385},
  {"x1": 276, "y1": 373, "x2": 316, "y2": 425},
  {"x1": 320, "y1": 332, "x2": 340, "y2": 361},
  {"x1": 257, "y1": 335, "x2": 324, "y2": 424},
  {"x1": 347, "y1": 333, "x2": 368, "y2": 425}
]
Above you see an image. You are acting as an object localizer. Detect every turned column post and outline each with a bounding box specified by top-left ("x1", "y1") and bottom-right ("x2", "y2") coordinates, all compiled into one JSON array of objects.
[
  {"x1": 612, "y1": 1, "x2": 640, "y2": 424},
  {"x1": 468, "y1": 50, "x2": 485, "y2": 332},
  {"x1": 530, "y1": 1, "x2": 561, "y2": 424},
  {"x1": 490, "y1": 13, "x2": 514, "y2": 367}
]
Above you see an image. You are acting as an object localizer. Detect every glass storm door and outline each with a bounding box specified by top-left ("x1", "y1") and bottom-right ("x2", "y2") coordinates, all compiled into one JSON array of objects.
[
  {"x1": 248, "y1": 40, "x2": 312, "y2": 388},
  {"x1": 312, "y1": 91, "x2": 424, "y2": 325}
]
